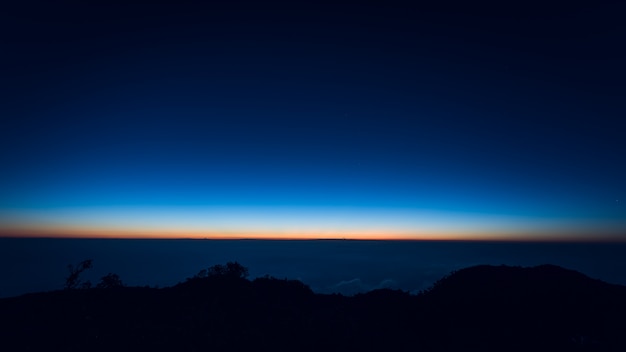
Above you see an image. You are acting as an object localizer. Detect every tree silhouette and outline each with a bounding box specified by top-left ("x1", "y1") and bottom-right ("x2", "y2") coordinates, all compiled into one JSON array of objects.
[{"x1": 64, "y1": 259, "x2": 93, "y2": 290}]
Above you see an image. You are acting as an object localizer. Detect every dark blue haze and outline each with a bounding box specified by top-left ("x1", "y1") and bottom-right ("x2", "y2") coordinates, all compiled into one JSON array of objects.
[{"x1": 2, "y1": 238, "x2": 626, "y2": 298}]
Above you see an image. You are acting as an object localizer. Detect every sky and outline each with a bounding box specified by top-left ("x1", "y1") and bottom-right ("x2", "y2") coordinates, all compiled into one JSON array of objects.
[{"x1": 1, "y1": 0, "x2": 625, "y2": 241}]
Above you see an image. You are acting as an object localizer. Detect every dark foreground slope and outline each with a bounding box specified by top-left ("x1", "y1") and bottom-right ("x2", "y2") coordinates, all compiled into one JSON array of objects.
[{"x1": 1, "y1": 265, "x2": 625, "y2": 352}]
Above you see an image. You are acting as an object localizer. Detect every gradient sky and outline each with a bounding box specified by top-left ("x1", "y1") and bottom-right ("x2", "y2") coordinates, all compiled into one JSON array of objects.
[{"x1": 1, "y1": 0, "x2": 625, "y2": 240}]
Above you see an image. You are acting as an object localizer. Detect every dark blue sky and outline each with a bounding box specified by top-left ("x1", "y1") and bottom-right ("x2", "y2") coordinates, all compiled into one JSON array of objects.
[{"x1": 1, "y1": 1, "x2": 625, "y2": 240}]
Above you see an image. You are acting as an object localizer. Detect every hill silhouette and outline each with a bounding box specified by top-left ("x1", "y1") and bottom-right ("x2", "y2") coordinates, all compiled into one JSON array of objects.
[{"x1": 1, "y1": 264, "x2": 625, "y2": 351}]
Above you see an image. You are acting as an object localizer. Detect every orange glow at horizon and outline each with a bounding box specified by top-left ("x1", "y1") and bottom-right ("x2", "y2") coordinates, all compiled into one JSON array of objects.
[
  {"x1": 0, "y1": 223, "x2": 623, "y2": 243},
  {"x1": 1, "y1": 206, "x2": 624, "y2": 242}
]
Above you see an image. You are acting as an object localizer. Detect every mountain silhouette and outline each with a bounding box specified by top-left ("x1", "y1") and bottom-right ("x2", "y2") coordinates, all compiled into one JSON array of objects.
[
  {"x1": 418, "y1": 264, "x2": 626, "y2": 351},
  {"x1": 1, "y1": 264, "x2": 624, "y2": 351}
]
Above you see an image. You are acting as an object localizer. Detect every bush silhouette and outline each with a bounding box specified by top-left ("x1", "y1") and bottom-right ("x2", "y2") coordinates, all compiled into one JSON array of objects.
[
  {"x1": 97, "y1": 273, "x2": 124, "y2": 289},
  {"x1": 194, "y1": 261, "x2": 249, "y2": 280}
]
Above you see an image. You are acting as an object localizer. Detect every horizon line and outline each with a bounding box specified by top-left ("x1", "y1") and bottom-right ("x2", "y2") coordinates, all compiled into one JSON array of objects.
[
  {"x1": 1, "y1": 224, "x2": 624, "y2": 243},
  {"x1": 1, "y1": 234, "x2": 625, "y2": 244}
]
